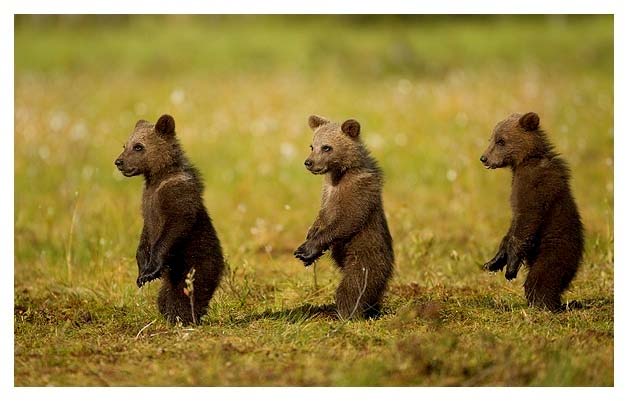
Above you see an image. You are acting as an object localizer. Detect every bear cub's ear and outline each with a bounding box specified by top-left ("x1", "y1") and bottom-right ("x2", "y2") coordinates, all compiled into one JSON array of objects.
[
  {"x1": 155, "y1": 114, "x2": 176, "y2": 137},
  {"x1": 341, "y1": 119, "x2": 360, "y2": 138},
  {"x1": 308, "y1": 115, "x2": 330, "y2": 130},
  {"x1": 519, "y1": 112, "x2": 540, "y2": 132},
  {"x1": 135, "y1": 119, "x2": 150, "y2": 129}
]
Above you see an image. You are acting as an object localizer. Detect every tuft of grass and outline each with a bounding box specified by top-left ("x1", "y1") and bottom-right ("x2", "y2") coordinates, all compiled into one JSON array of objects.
[{"x1": 14, "y1": 15, "x2": 613, "y2": 386}]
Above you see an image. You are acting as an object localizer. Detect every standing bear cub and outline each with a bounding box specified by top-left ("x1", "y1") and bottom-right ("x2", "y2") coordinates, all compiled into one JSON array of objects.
[
  {"x1": 294, "y1": 115, "x2": 395, "y2": 319},
  {"x1": 115, "y1": 114, "x2": 225, "y2": 324},
  {"x1": 481, "y1": 112, "x2": 584, "y2": 311}
]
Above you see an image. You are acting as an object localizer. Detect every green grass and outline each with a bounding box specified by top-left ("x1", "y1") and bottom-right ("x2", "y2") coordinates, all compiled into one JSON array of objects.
[{"x1": 14, "y1": 15, "x2": 613, "y2": 386}]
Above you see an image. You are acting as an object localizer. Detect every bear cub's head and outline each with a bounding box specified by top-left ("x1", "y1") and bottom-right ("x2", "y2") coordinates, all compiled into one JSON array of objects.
[
  {"x1": 115, "y1": 114, "x2": 177, "y2": 177},
  {"x1": 480, "y1": 112, "x2": 544, "y2": 170},
  {"x1": 303, "y1": 115, "x2": 363, "y2": 175}
]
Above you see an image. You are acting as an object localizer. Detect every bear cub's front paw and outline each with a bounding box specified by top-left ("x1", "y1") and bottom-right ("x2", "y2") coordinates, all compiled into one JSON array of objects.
[
  {"x1": 504, "y1": 254, "x2": 521, "y2": 281},
  {"x1": 504, "y1": 266, "x2": 519, "y2": 281},
  {"x1": 483, "y1": 248, "x2": 507, "y2": 272},
  {"x1": 294, "y1": 242, "x2": 323, "y2": 266},
  {"x1": 483, "y1": 258, "x2": 504, "y2": 272},
  {"x1": 137, "y1": 263, "x2": 164, "y2": 288}
]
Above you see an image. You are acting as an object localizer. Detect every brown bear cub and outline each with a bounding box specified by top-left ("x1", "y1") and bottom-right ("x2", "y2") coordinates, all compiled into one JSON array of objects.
[
  {"x1": 481, "y1": 112, "x2": 584, "y2": 311},
  {"x1": 115, "y1": 114, "x2": 225, "y2": 324},
  {"x1": 294, "y1": 115, "x2": 395, "y2": 319}
]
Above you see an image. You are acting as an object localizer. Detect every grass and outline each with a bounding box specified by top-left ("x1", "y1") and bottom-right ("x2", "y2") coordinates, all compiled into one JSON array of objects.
[{"x1": 14, "y1": 15, "x2": 613, "y2": 386}]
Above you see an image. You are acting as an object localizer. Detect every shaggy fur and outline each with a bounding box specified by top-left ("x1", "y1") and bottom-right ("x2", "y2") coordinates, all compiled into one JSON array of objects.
[
  {"x1": 115, "y1": 114, "x2": 224, "y2": 324},
  {"x1": 481, "y1": 112, "x2": 584, "y2": 311},
  {"x1": 294, "y1": 115, "x2": 395, "y2": 319}
]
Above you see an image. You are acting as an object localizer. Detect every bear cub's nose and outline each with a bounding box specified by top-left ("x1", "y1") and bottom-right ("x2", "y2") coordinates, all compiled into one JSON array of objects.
[
  {"x1": 115, "y1": 158, "x2": 124, "y2": 167},
  {"x1": 304, "y1": 159, "x2": 313, "y2": 167},
  {"x1": 480, "y1": 155, "x2": 488, "y2": 163}
]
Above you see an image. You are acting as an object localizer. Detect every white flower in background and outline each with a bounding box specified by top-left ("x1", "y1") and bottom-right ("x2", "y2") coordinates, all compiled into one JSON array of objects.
[
  {"x1": 38, "y1": 146, "x2": 50, "y2": 160},
  {"x1": 49, "y1": 111, "x2": 68, "y2": 132},
  {"x1": 368, "y1": 132, "x2": 384, "y2": 150},
  {"x1": 82, "y1": 165, "x2": 95, "y2": 180},
  {"x1": 71, "y1": 121, "x2": 87, "y2": 140},
  {"x1": 279, "y1": 142, "x2": 296, "y2": 161},
  {"x1": 170, "y1": 89, "x2": 185, "y2": 105},
  {"x1": 250, "y1": 117, "x2": 277, "y2": 137},
  {"x1": 446, "y1": 169, "x2": 457, "y2": 182},
  {"x1": 250, "y1": 218, "x2": 267, "y2": 236},
  {"x1": 396, "y1": 79, "x2": 412, "y2": 95},
  {"x1": 394, "y1": 133, "x2": 407, "y2": 147}
]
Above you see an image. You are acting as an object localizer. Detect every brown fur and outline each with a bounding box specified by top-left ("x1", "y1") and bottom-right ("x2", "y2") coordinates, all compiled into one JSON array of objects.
[
  {"x1": 294, "y1": 115, "x2": 395, "y2": 319},
  {"x1": 115, "y1": 114, "x2": 224, "y2": 324},
  {"x1": 481, "y1": 112, "x2": 584, "y2": 311}
]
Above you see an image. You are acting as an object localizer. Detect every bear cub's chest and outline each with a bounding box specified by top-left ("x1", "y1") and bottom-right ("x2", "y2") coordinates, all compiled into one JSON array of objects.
[{"x1": 141, "y1": 187, "x2": 165, "y2": 238}]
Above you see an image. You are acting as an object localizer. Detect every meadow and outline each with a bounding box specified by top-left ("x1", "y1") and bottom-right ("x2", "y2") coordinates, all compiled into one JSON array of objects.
[{"x1": 14, "y1": 15, "x2": 613, "y2": 386}]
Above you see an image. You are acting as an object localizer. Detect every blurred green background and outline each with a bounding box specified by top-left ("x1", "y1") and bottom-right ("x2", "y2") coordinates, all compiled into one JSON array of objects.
[{"x1": 14, "y1": 15, "x2": 613, "y2": 386}]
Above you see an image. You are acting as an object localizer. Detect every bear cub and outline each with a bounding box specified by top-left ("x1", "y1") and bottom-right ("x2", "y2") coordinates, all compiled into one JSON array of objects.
[
  {"x1": 481, "y1": 112, "x2": 584, "y2": 311},
  {"x1": 294, "y1": 115, "x2": 395, "y2": 319},
  {"x1": 115, "y1": 114, "x2": 225, "y2": 324}
]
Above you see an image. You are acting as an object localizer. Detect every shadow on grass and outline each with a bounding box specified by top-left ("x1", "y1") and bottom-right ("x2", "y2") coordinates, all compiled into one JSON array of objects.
[
  {"x1": 562, "y1": 297, "x2": 613, "y2": 311},
  {"x1": 235, "y1": 303, "x2": 339, "y2": 325},
  {"x1": 460, "y1": 294, "x2": 613, "y2": 314},
  {"x1": 231, "y1": 303, "x2": 392, "y2": 325}
]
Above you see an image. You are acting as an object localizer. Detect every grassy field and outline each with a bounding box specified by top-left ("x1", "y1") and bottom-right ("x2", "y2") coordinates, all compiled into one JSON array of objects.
[{"x1": 14, "y1": 15, "x2": 614, "y2": 386}]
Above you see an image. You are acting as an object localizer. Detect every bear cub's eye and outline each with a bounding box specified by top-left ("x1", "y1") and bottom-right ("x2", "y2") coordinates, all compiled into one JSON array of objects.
[
  {"x1": 496, "y1": 139, "x2": 505, "y2": 146},
  {"x1": 133, "y1": 144, "x2": 144, "y2": 152},
  {"x1": 321, "y1": 145, "x2": 332, "y2": 152},
  {"x1": 310, "y1": 145, "x2": 314, "y2": 151}
]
